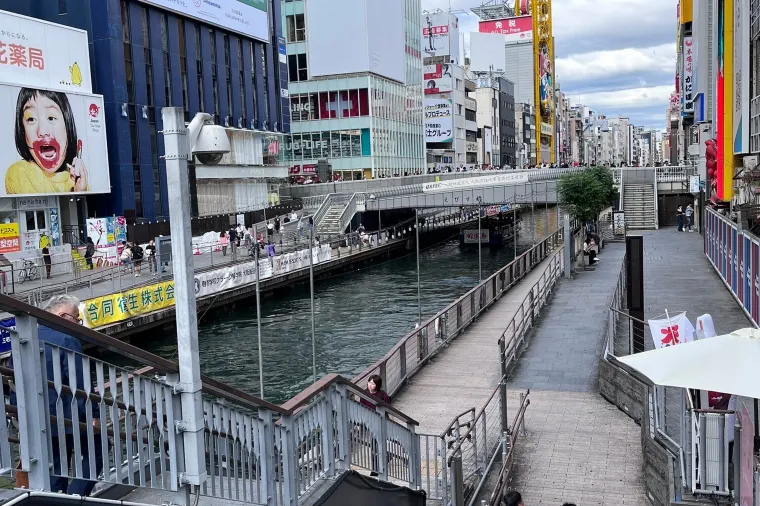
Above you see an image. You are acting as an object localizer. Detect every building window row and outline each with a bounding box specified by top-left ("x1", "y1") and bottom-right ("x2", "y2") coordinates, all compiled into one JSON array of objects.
[{"x1": 286, "y1": 130, "x2": 368, "y2": 160}]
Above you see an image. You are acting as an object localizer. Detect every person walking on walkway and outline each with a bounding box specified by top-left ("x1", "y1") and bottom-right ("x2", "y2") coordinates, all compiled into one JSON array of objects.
[
  {"x1": 84, "y1": 237, "x2": 95, "y2": 270},
  {"x1": 677, "y1": 206, "x2": 684, "y2": 231},
  {"x1": 146, "y1": 239, "x2": 156, "y2": 274},
  {"x1": 220, "y1": 232, "x2": 229, "y2": 256},
  {"x1": 42, "y1": 244, "x2": 52, "y2": 279},
  {"x1": 274, "y1": 216, "x2": 281, "y2": 235},
  {"x1": 120, "y1": 242, "x2": 132, "y2": 273},
  {"x1": 267, "y1": 220, "x2": 274, "y2": 240},
  {"x1": 685, "y1": 203, "x2": 694, "y2": 232}
]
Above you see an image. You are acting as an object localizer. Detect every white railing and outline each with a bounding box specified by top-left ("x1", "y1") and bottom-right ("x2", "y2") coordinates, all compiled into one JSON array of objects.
[{"x1": 1, "y1": 302, "x2": 422, "y2": 505}]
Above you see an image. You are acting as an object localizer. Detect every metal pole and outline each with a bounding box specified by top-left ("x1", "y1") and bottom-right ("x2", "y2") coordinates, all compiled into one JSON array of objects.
[
  {"x1": 416, "y1": 209, "x2": 422, "y2": 325},
  {"x1": 478, "y1": 206, "x2": 482, "y2": 282},
  {"x1": 309, "y1": 227, "x2": 317, "y2": 384},
  {"x1": 254, "y1": 225, "x2": 264, "y2": 399},
  {"x1": 161, "y1": 107, "x2": 206, "y2": 486},
  {"x1": 531, "y1": 190, "x2": 535, "y2": 245},
  {"x1": 513, "y1": 206, "x2": 517, "y2": 260}
]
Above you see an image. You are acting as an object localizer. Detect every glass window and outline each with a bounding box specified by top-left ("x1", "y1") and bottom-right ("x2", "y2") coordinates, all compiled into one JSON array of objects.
[{"x1": 330, "y1": 131, "x2": 340, "y2": 158}]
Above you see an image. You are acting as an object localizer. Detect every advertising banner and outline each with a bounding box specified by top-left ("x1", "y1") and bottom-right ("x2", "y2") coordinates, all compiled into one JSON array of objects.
[
  {"x1": 422, "y1": 13, "x2": 452, "y2": 60},
  {"x1": 0, "y1": 223, "x2": 20, "y2": 253},
  {"x1": 81, "y1": 280, "x2": 176, "y2": 328},
  {"x1": 682, "y1": 36, "x2": 695, "y2": 116},
  {"x1": 479, "y1": 16, "x2": 532, "y2": 43},
  {"x1": 733, "y1": 0, "x2": 750, "y2": 153},
  {"x1": 423, "y1": 173, "x2": 529, "y2": 193},
  {"x1": 82, "y1": 245, "x2": 333, "y2": 328},
  {"x1": 0, "y1": 84, "x2": 110, "y2": 197},
  {"x1": 138, "y1": 0, "x2": 269, "y2": 43},
  {"x1": 424, "y1": 99, "x2": 453, "y2": 143},
  {"x1": 463, "y1": 230, "x2": 489, "y2": 244},
  {"x1": 0, "y1": 10, "x2": 92, "y2": 93},
  {"x1": 424, "y1": 77, "x2": 453, "y2": 95}
]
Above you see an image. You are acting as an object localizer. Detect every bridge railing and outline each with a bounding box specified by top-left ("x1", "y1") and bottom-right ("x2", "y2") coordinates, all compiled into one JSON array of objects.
[
  {"x1": 353, "y1": 227, "x2": 566, "y2": 400},
  {"x1": 0, "y1": 295, "x2": 422, "y2": 504}
]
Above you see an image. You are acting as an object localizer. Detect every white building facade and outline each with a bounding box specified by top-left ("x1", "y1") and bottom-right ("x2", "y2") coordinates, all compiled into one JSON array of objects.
[{"x1": 283, "y1": 0, "x2": 425, "y2": 179}]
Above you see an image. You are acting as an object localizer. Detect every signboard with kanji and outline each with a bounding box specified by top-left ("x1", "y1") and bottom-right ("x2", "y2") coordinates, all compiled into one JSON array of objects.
[
  {"x1": 0, "y1": 10, "x2": 92, "y2": 93},
  {"x1": 682, "y1": 36, "x2": 694, "y2": 116},
  {"x1": 424, "y1": 99, "x2": 453, "y2": 143}
]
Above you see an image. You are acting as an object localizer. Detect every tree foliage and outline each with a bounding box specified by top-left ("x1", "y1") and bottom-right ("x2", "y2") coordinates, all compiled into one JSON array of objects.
[{"x1": 557, "y1": 167, "x2": 617, "y2": 223}]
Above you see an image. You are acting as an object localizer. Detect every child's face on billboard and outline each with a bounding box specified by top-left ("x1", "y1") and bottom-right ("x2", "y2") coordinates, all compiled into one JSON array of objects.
[{"x1": 22, "y1": 94, "x2": 68, "y2": 173}]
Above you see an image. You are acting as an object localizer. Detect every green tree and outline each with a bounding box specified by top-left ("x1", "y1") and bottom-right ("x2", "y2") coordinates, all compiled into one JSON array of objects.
[{"x1": 557, "y1": 167, "x2": 616, "y2": 223}]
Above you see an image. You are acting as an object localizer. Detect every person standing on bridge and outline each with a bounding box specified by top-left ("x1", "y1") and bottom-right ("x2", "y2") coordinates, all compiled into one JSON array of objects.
[
  {"x1": 11, "y1": 295, "x2": 104, "y2": 495},
  {"x1": 360, "y1": 374, "x2": 391, "y2": 410},
  {"x1": 677, "y1": 206, "x2": 684, "y2": 231}
]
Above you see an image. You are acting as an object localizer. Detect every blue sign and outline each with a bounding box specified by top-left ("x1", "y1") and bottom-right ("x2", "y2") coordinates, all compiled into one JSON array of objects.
[{"x1": 0, "y1": 318, "x2": 14, "y2": 355}]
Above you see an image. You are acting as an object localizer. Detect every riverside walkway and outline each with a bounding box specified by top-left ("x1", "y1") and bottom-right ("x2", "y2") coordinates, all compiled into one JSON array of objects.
[{"x1": 394, "y1": 238, "x2": 647, "y2": 505}]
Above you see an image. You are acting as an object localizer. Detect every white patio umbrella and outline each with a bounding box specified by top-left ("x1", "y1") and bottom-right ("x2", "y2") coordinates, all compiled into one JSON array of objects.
[{"x1": 618, "y1": 328, "x2": 760, "y2": 399}]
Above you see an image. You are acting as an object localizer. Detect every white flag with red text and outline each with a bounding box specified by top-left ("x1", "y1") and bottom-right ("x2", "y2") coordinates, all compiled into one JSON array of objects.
[{"x1": 648, "y1": 312, "x2": 695, "y2": 349}]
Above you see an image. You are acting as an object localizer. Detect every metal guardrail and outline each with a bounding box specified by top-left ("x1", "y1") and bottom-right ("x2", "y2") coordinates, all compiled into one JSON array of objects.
[
  {"x1": 353, "y1": 228, "x2": 566, "y2": 398},
  {"x1": 486, "y1": 392, "x2": 530, "y2": 506},
  {"x1": 0, "y1": 296, "x2": 423, "y2": 504},
  {"x1": 416, "y1": 243, "x2": 568, "y2": 505}
]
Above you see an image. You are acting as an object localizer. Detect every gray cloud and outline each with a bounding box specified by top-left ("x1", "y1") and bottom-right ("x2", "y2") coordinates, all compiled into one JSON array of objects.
[{"x1": 421, "y1": 0, "x2": 679, "y2": 129}]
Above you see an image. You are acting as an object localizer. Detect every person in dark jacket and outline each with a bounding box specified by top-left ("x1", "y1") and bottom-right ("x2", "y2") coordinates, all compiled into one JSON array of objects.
[
  {"x1": 360, "y1": 374, "x2": 391, "y2": 410},
  {"x1": 12, "y1": 295, "x2": 104, "y2": 495},
  {"x1": 84, "y1": 237, "x2": 95, "y2": 270}
]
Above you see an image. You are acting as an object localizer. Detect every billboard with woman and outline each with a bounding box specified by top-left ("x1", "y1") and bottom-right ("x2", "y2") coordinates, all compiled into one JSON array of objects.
[{"x1": 0, "y1": 84, "x2": 109, "y2": 197}]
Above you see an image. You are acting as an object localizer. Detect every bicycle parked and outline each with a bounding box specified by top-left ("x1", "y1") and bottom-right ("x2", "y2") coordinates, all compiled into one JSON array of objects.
[{"x1": 17, "y1": 260, "x2": 39, "y2": 284}]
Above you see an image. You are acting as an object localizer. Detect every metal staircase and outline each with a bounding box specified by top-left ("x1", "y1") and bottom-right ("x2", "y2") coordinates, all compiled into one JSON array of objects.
[
  {"x1": 623, "y1": 183, "x2": 657, "y2": 229},
  {"x1": 317, "y1": 202, "x2": 347, "y2": 235}
]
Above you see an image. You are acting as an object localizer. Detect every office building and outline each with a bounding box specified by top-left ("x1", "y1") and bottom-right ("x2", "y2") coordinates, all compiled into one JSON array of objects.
[{"x1": 283, "y1": 0, "x2": 425, "y2": 179}]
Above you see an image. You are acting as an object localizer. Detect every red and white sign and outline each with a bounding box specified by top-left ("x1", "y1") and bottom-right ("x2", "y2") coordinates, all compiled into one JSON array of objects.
[
  {"x1": 648, "y1": 312, "x2": 696, "y2": 349},
  {"x1": 479, "y1": 15, "x2": 532, "y2": 43},
  {"x1": 289, "y1": 164, "x2": 317, "y2": 175},
  {"x1": 318, "y1": 89, "x2": 369, "y2": 119},
  {"x1": 463, "y1": 230, "x2": 489, "y2": 244}
]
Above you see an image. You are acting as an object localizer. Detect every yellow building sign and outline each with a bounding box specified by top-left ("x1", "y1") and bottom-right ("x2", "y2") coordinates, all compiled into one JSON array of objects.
[{"x1": 81, "y1": 280, "x2": 176, "y2": 328}]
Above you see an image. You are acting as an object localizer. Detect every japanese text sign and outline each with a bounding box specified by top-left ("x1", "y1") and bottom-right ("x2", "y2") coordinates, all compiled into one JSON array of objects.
[{"x1": 0, "y1": 10, "x2": 92, "y2": 93}]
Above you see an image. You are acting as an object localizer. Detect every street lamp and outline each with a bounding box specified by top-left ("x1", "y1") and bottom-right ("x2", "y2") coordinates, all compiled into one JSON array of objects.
[{"x1": 162, "y1": 108, "x2": 230, "y2": 487}]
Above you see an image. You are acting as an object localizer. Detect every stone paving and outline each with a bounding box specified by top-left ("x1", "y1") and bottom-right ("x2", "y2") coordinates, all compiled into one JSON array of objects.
[
  {"x1": 640, "y1": 227, "x2": 751, "y2": 341},
  {"x1": 506, "y1": 242, "x2": 650, "y2": 506},
  {"x1": 393, "y1": 251, "x2": 562, "y2": 433}
]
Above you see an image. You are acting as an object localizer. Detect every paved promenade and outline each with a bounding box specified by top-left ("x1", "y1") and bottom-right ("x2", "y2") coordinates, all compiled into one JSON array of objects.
[
  {"x1": 393, "y1": 250, "x2": 561, "y2": 433},
  {"x1": 507, "y1": 242, "x2": 648, "y2": 505},
  {"x1": 640, "y1": 227, "x2": 751, "y2": 345}
]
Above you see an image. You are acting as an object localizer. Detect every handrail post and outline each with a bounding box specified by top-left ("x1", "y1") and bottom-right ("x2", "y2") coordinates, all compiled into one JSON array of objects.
[
  {"x1": 258, "y1": 408, "x2": 277, "y2": 505},
  {"x1": 278, "y1": 414, "x2": 299, "y2": 505},
  {"x1": 499, "y1": 341, "x2": 508, "y2": 434},
  {"x1": 11, "y1": 314, "x2": 51, "y2": 491},
  {"x1": 333, "y1": 384, "x2": 350, "y2": 471},
  {"x1": 376, "y1": 407, "x2": 389, "y2": 482},
  {"x1": 450, "y1": 453, "x2": 464, "y2": 506}
]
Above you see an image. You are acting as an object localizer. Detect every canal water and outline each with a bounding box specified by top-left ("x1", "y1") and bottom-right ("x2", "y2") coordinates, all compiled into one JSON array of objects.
[{"x1": 131, "y1": 206, "x2": 558, "y2": 404}]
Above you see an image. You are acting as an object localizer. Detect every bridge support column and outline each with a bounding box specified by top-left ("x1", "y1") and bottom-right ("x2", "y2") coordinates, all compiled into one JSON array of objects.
[{"x1": 563, "y1": 215, "x2": 572, "y2": 279}]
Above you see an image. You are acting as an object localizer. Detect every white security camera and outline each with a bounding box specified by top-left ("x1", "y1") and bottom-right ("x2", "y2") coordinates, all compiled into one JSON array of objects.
[{"x1": 187, "y1": 113, "x2": 231, "y2": 166}]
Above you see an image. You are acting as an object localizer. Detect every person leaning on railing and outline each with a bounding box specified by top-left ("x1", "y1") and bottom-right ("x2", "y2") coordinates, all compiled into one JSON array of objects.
[{"x1": 10, "y1": 294, "x2": 104, "y2": 496}]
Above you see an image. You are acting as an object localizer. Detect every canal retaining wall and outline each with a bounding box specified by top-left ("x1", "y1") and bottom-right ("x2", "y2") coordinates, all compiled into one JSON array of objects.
[{"x1": 86, "y1": 223, "x2": 462, "y2": 339}]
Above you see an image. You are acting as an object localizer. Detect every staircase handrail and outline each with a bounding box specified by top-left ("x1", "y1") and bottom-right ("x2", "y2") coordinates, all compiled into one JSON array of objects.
[{"x1": 336, "y1": 193, "x2": 360, "y2": 234}]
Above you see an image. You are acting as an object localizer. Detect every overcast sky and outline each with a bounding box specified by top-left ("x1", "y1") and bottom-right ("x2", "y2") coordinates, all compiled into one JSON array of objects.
[{"x1": 421, "y1": 0, "x2": 678, "y2": 131}]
